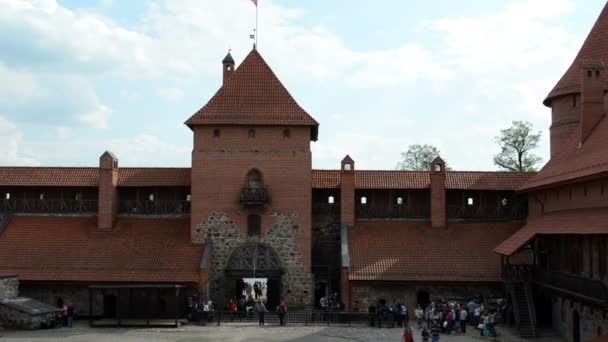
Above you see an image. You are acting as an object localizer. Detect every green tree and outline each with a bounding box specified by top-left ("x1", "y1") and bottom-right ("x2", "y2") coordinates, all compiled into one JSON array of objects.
[
  {"x1": 494, "y1": 121, "x2": 542, "y2": 172},
  {"x1": 396, "y1": 144, "x2": 448, "y2": 171}
]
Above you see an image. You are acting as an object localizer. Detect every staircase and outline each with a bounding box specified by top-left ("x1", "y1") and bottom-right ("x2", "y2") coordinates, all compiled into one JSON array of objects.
[{"x1": 509, "y1": 281, "x2": 536, "y2": 338}]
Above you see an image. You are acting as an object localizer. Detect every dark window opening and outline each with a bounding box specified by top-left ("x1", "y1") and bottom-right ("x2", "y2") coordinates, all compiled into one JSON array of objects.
[
  {"x1": 573, "y1": 95, "x2": 577, "y2": 108},
  {"x1": 587, "y1": 70, "x2": 593, "y2": 78},
  {"x1": 283, "y1": 129, "x2": 290, "y2": 139},
  {"x1": 247, "y1": 169, "x2": 263, "y2": 189},
  {"x1": 248, "y1": 214, "x2": 261, "y2": 236},
  {"x1": 213, "y1": 129, "x2": 220, "y2": 137},
  {"x1": 248, "y1": 129, "x2": 256, "y2": 139}
]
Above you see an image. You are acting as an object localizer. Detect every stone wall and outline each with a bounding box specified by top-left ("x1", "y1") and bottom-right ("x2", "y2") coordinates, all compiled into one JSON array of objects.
[
  {"x1": 552, "y1": 295, "x2": 608, "y2": 342},
  {"x1": 311, "y1": 202, "x2": 341, "y2": 300},
  {"x1": 351, "y1": 282, "x2": 503, "y2": 313},
  {"x1": 0, "y1": 275, "x2": 18, "y2": 299},
  {"x1": 0, "y1": 304, "x2": 49, "y2": 330},
  {"x1": 196, "y1": 211, "x2": 313, "y2": 309}
]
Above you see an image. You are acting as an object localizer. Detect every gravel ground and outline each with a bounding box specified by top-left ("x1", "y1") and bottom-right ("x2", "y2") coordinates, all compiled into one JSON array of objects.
[{"x1": 0, "y1": 321, "x2": 562, "y2": 342}]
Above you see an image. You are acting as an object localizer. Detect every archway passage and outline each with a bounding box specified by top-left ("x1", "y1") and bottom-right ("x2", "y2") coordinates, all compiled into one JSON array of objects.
[
  {"x1": 573, "y1": 310, "x2": 581, "y2": 342},
  {"x1": 225, "y1": 243, "x2": 283, "y2": 309}
]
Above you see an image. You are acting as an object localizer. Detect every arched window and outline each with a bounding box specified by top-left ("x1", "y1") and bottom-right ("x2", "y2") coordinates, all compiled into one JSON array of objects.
[
  {"x1": 5, "y1": 193, "x2": 10, "y2": 200},
  {"x1": 248, "y1": 214, "x2": 261, "y2": 236},
  {"x1": 246, "y1": 169, "x2": 263, "y2": 189}
]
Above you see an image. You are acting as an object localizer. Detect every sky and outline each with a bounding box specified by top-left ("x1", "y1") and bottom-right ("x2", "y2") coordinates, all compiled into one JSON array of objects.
[{"x1": 0, "y1": 0, "x2": 606, "y2": 170}]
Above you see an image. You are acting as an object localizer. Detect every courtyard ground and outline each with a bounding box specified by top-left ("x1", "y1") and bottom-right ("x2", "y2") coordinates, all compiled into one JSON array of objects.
[{"x1": 0, "y1": 321, "x2": 563, "y2": 342}]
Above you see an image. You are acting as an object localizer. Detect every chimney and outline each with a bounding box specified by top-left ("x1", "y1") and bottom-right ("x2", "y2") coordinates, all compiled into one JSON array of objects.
[
  {"x1": 222, "y1": 51, "x2": 235, "y2": 85},
  {"x1": 430, "y1": 157, "x2": 446, "y2": 228},
  {"x1": 98, "y1": 151, "x2": 118, "y2": 231},
  {"x1": 580, "y1": 60, "x2": 605, "y2": 144},
  {"x1": 340, "y1": 155, "x2": 355, "y2": 228}
]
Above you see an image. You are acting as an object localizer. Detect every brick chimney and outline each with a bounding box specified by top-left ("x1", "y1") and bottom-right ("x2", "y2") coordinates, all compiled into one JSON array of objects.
[
  {"x1": 222, "y1": 51, "x2": 235, "y2": 85},
  {"x1": 580, "y1": 60, "x2": 605, "y2": 144},
  {"x1": 98, "y1": 151, "x2": 118, "y2": 231},
  {"x1": 340, "y1": 155, "x2": 355, "y2": 227},
  {"x1": 430, "y1": 157, "x2": 446, "y2": 228}
]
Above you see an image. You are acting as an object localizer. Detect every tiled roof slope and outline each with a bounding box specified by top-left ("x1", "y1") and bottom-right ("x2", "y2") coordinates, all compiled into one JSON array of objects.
[
  {"x1": 185, "y1": 49, "x2": 319, "y2": 139},
  {"x1": 0, "y1": 217, "x2": 202, "y2": 283},
  {"x1": 349, "y1": 221, "x2": 524, "y2": 282},
  {"x1": 0, "y1": 168, "x2": 99, "y2": 187},
  {"x1": 544, "y1": 2, "x2": 608, "y2": 105},
  {"x1": 0, "y1": 168, "x2": 191, "y2": 187},
  {"x1": 495, "y1": 207, "x2": 608, "y2": 256},
  {"x1": 118, "y1": 168, "x2": 191, "y2": 187},
  {"x1": 311, "y1": 170, "x2": 535, "y2": 190},
  {"x1": 520, "y1": 116, "x2": 608, "y2": 191}
]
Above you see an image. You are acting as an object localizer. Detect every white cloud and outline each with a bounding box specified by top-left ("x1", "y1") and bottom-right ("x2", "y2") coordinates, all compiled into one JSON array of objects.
[
  {"x1": 0, "y1": 116, "x2": 39, "y2": 165},
  {"x1": 107, "y1": 134, "x2": 190, "y2": 166},
  {"x1": 54, "y1": 126, "x2": 72, "y2": 139},
  {"x1": 157, "y1": 87, "x2": 184, "y2": 102},
  {"x1": 78, "y1": 104, "x2": 110, "y2": 129}
]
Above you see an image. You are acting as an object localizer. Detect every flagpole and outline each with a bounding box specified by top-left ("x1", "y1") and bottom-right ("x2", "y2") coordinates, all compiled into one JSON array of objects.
[{"x1": 255, "y1": 2, "x2": 259, "y2": 49}]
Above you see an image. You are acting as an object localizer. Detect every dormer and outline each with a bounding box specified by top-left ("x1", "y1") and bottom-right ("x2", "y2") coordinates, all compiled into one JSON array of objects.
[
  {"x1": 222, "y1": 51, "x2": 235, "y2": 84},
  {"x1": 341, "y1": 155, "x2": 355, "y2": 173},
  {"x1": 431, "y1": 156, "x2": 445, "y2": 174}
]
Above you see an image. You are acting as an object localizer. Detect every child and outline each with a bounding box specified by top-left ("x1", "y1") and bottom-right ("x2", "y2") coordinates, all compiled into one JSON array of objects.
[{"x1": 421, "y1": 326, "x2": 430, "y2": 342}]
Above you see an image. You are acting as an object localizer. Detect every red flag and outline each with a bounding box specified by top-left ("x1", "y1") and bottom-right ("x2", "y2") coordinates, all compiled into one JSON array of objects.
[{"x1": 251, "y1": 0, "x2": 257, "y2": 6}]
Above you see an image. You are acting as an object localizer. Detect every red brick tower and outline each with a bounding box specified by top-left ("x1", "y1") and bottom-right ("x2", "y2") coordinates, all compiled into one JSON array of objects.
[
  {"x1": 185, "y1": 49, "x2": 319, "y2": 308},
  {"x1": 543, "y1": 2, "x2": 608, "y2": 156}
]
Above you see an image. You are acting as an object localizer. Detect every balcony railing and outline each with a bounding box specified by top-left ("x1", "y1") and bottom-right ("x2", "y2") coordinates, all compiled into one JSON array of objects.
[
  {"x1": 356, "y1": 205, "x2": 430, "y2": 219},
  {"x1": 239, "y1": 187, "x2": 269, "y2": 206},
  {"x1": 0, "y1": 198, "x2": 98, "y2": 214},
  {"x1": 118, "y1": 200, "x2": 191, "y2": 215},
  {"x1": 534, "y1": 269, "x2": 608, "y2": 305},
  {"x1": 447, "y1": 204, "x2": 526, "y2": 221}
]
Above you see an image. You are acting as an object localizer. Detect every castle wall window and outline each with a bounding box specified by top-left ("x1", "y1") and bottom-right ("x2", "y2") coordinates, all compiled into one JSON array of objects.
[
  {"x1": 396, "y1": 197, "x2": 404, "y2": 205},
  {"x1": 248, "y1": 214, "x2": 261, "y2": 236},
  {"x1": 248, "y1": 129, "x2": 256, "y2": 139},
  {"x1": 283, "y1": 128, "x2": 290, "y2": 139},
  {"x1": 148, "y1": 193, "x2": 155, "y2": 201},
  {"x1": 5, "y1": 193, "x2": 10, "y2": 200},
  {"x1": 360, "y1": 197, "x2": 367, "y2": 205},
  {"x1": 328, "y1": 196, "x2": 335, "y2": 204},
  {"x1": 467, "y1": 197, "x2": 474, "y2": 206},
  {"x1": 213, "y1": 129, "x2": 221, "y2": 137}
]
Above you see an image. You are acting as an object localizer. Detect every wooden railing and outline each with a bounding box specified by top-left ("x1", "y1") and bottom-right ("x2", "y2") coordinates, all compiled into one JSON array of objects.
[
  {"x1": 240, "y1": 187, "x2": 269, "y2": 206},
  {"x1": 356, "y1": 205, "x2": 430, "y2": 219},
  {"x1": 0, "y1": 198, "x2": 97, "y2": 214},
  {"x1": 447, "y1": 204, "x2": 526, "y2": 221},
  {"x1": 118, "y1": 200, "x2": 190, "y2": 215},
  {"x1": 502, "y1": 264, "x2": 534, "y2": 282}
]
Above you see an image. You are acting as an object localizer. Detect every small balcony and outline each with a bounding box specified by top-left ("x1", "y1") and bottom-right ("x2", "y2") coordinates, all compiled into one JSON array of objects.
[{"x1": 240, "y1": 187, "x2": 269, "y2": 207}]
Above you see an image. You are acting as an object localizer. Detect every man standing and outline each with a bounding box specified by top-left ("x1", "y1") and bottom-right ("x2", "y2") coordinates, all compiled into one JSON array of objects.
[
  {"x1": 255, "y1": 300, "x2": 268, "y2": 326},
  {"x1": 431, "y1": 320, "x2": 441, "y2": 342},
  {"x1": 460, "y1": 306, "x2": 468, "y2": 334}
]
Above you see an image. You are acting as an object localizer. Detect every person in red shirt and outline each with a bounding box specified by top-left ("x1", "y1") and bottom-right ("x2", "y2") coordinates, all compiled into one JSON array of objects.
[
  {"x1": 276, "y1": 301, "x2": 287, "y2": 326},
  {"x1": 228, "y1": 299, "x2": 237, "y2": 321},
  {"x1": 403, "y1": 326, "x2": 414, "y2": 342}
]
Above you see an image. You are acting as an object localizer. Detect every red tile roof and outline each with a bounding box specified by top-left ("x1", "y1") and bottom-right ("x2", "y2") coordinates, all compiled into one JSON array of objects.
[
  {"x1": 520, "y1": 117, "x2": 608, "y2": 191},
  {"x1": 0, "y1": 167, "x2": 99, "y2": 187},
  {"x1": 544, "y1": 2, "x2": 608, "y2": 105},
  {"x1": 118, "y1": 168, "x2": 191, "y2": 187},
  {"x1": 0, "y1": 216, "x2": 202, "y2": 283},
  {"x1": 349, "y1": 221, "x2": 524, "y2": 282},
  {"x1": 446, "y1": 172, "x2": 536, "y2": 190},
  {"x1": 311, "y1": 170, "x2": 535, "y2": 190},
  {"x1": 185, "y1": 49, "x2": 319, "y2": 140},
  {"x1": 495, "y1": 207, "x2": 608, "y2": 256}
]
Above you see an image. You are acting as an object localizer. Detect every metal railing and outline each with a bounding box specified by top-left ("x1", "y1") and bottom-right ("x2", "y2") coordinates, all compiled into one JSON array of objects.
[
  {"x1": 199, "y1": 310, "x2": 376, "y2": 326},
  {"x1": 534, "y1": 269, "x2": 608, "y2": 304},
  {"x1": 447, "y1": 204, "x2": 526, "y2": 221},
  {"x1": 0, "y1": 198, "x2": 98, "y2": 214},
  {"x1": 356, "y1": 205, "x2": 430, "y2": 219},
  {"x1": 118, "y1": 200, "x2": 191, "y2": 215},
  {"x1": 240, "y1": 188, "x2": 269, "y2": 206}
]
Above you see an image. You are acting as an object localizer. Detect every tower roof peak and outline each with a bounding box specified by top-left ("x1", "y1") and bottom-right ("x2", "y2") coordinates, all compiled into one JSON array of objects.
[{"x1": 544, "y1": 2, "x2": 608, "y2": 106}]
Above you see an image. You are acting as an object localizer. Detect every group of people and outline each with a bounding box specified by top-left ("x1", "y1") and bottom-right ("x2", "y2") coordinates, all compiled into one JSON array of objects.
[
  {"x1": 319, "y1": 293, "x2": 345, "y2": 311},
  {"x1": 367, "y1": 299, "x2": 409, "y2": 328},
  {"x1": 41, "y1": 300, "x2": 74, "y2": 329}
]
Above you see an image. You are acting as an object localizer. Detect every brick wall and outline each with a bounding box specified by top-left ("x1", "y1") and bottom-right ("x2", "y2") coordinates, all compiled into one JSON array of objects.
[
  {"x1": 430, "y1": 158, "x2": 446, "y2": 228},
  {"x1": 98, "y1": 152, "x2": 118, "y2": 231},
  {"x1": 529, "y1": 177, "x2": 608, "y2": 215}
]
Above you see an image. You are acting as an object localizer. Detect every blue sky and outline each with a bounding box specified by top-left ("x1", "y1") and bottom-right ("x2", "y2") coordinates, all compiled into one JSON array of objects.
[{"x1": 0, "y1": 0, "x2": 605, "y2": 170}]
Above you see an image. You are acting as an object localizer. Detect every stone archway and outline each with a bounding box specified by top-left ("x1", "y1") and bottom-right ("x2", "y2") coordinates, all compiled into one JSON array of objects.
[{"x1": 225, "y1": 242, "x2": 283, "y2": 309}]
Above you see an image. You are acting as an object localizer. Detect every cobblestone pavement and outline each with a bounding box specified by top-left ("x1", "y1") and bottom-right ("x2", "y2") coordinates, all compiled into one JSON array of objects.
[{"x1": 0, "y1": 322, "x2": 562, "y2": 342}]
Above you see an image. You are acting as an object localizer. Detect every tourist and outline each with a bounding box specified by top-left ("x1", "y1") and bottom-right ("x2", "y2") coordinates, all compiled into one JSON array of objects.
[
  {"x1": 276, "y1": 301, "x2": 287, "y2": 326},
  {"x1": 489, "y1": 311, "x2": 497, "y2": 337},
  {"x1": 467, "y1": 299, "x2": 476, "y2": 326},
  {"x1": 368, "y1": 302, "x2": 377, "y2": 327},
  {"x1": 431, "y1": 320, "x2": 441, "y2": 342},
  {"x1": 254, "y1": 300, "x2": 268, "y2": 326},
  {"x1": 474, "y1": 304, "x2": 481, "y2": 327},
  {"x1": 403, "y1": 326, "x2": 414, "y2": 342},
  {"x1": 415, "y1": 304, "x2": 424, "y2": 329},
  {"x1": 421, "y1": 326, "x2": 430, "y2": 342},
  {"x1": 320, "y1": 295, "x2": 327, "y2": 311},
  {"x1": 67, "y1": 304, "x2": 74, "y2": 328},
  {"x1": 228, "y1": 299, "x2": 237, "y2": 322},
  {"x1": 61, "y1": 303, "x2": 68, "y2": 327},
  {"x1": 460, "y1": 305, "x2": 468, "y2": 334}
]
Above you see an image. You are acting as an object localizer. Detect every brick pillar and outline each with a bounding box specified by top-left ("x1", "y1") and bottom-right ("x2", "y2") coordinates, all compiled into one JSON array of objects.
[
  {"x1": 98, "y1": 151, "x2": 118, "y2": 232},
  {"x1": 580, "y1": 61, "x2": 605, "y2": 144},
  {"x1": 430, "y1": 157, "x2": 446, "y2": 228},
  {"x1": 339, "y1": 155, "x2": 354, "y2": 309}
]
